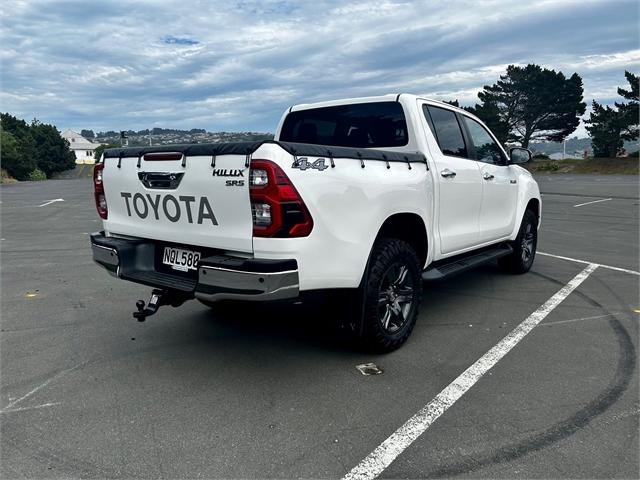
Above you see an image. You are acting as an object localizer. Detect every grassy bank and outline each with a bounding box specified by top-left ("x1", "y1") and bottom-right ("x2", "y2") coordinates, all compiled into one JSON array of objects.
[
  {"x1": 525, "y1": 157, "x2": 639, "y2": 175},
  {"x1": 1, "y1": 169, "x2": 18, "y2": 184}
]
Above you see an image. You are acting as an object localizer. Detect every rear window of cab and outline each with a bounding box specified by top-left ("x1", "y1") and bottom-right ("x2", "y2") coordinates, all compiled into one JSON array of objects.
[{"x1": 279, "y1": 101, "x2": 409, "y2": 148}]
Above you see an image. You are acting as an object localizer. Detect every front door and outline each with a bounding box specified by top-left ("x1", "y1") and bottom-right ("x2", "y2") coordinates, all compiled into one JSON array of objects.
[{"x1": 460, "y1": 115, "x2": 518, "y2": 242}]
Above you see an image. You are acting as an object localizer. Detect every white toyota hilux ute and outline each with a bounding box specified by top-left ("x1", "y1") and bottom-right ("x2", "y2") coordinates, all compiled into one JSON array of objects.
[{"x1": 91, "y1": 94, "x2": 541, "y2": 351}]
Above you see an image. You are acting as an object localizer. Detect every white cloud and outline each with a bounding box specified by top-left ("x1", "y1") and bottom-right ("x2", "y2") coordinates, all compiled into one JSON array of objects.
[{"x1": 0, "y1": 0, "x2": 637, "y2": 135}]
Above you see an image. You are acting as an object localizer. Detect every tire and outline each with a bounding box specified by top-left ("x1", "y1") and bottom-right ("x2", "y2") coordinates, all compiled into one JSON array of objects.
[
  {"x1": 360, "y1": 238, "x2": 424, "y2": 353},
  {"x1": 499, "y1": 209, "x2": 538, "y2": 274}
]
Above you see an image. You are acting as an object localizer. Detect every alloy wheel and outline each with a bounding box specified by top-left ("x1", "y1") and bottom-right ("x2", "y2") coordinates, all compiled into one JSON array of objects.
[
  {"x1": 521, "y1": 222, "x2": 535, "y2": 263},
  {"x1": 377, "y1": 263, "x2": 415, "y2": 334}
]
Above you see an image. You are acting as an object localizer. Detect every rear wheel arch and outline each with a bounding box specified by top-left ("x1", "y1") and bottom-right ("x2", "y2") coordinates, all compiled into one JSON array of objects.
[
  {"x1": 373, "y1": 213, "x2": 429, "y2": 268},
  {"x1": 349, "y1": 212, "x2": 428, "y2": 319}
]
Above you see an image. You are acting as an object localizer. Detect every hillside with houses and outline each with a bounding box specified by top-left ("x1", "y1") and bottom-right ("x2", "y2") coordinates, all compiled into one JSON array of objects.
[{"x1": 93, "y1": 129, "x2": 273, "y2": 147}]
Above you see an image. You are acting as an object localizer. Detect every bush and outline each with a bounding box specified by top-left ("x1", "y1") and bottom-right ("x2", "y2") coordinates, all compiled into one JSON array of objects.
[
  {"x1": 537, "y1": 162, "x2": 560, "y2": 172},
  {"x1": 533, "y1": 153, "x2": 550, "y2": 160},
  {"x1": 27, "y1": 168, "x2": 47, "y2": 181}
]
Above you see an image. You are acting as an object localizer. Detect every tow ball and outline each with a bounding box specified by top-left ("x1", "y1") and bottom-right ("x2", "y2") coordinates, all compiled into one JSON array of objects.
[{"x1": 133, "y1": 289, "x2": 191, "y2": 322}]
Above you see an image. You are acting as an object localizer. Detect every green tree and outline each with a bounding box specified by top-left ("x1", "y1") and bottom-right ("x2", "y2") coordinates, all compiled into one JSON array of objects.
[
  {"x1": 464, "y1": 101, "x2": 510, "y2": 145},
  {"x1": 81, "y1": 129, "x2": 95, "y2": 139},
  {"x1": 1, "y1": 130, "x2": 37, "y2": 180},
  {"x1": 1, "y1": 113, "x2": 39, "y2": 165},
  {"x1": 29, "y1": 121, "x2": 76, "y2": 177},
  {"x1": 1, "y1": 114, "x2": 39, "y2": 180},
  {"x1": 585, "y1": 102, "x2": 625, "y2": 157},
  {"x1": 616, "y1": 71, "x2": 639, "y2": 142},
  {"x1": 441, "y1": 99, "x2": 510, "y2": 145},
  {"x1": 475, "y1": 64, "x2": 586, "y2": 147},
  {"x1": 586, "y1": 71, "x2": 639, "y2": 158},
  {"x1": 93, "y1": 143, "x2": 119, "y2": 161}
]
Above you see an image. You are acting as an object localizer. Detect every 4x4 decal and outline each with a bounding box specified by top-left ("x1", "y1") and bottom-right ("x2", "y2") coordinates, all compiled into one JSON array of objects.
[{"x1": 292, "y1": 157, "x2": 329, "y2": 171}]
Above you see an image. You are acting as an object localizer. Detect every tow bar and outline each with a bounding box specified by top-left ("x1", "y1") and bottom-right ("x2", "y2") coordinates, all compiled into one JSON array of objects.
[{"x1": 133, "y1": 289, "x2": 192, "y2": 322}]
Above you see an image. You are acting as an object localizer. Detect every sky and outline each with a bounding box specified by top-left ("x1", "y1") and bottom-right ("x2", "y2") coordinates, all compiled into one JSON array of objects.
[{"x1": 1, "y1": 0, "x2": 638, "y2": 137}]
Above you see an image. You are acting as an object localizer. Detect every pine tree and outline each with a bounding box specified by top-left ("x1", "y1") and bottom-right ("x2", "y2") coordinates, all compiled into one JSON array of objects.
[
  {"x1": 475, "y1": 64, "x2": 586, "y2": 147},
  {"x1": 585, "y1": 102, "x2": 626, "y2": 157},
  {"x1": 616, "y1": 71, "x2": 639, "y2": 142},
  {"x1": 586, "y1": 71, "x2": 639, "y2": 157}
]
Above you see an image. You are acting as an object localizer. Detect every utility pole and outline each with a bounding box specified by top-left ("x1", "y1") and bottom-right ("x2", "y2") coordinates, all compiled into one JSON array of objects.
[{"x1": 562, "y1": 139, "x2": 566, "y2": 160}]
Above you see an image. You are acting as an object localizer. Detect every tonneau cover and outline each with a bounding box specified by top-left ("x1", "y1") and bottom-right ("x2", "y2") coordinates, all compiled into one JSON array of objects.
[{"x1": 103, "y1": 140, "x2": 426, "y2": 164}]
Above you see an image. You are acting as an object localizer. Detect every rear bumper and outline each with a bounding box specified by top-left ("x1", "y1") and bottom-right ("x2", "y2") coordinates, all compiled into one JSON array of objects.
[{"x1": 90, "y1": 232, "x2": 299, "y2": 302}]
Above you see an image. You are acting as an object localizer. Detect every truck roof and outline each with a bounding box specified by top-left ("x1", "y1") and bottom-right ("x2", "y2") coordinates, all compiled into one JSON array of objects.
[{"x1": 289, "y1": 93, "x2": 468, "y2": 114}]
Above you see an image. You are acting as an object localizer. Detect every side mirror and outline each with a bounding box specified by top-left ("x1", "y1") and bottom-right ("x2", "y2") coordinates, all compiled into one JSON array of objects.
[{"x1": 509, "y1": 147, "x2": 532, "y2": 164}]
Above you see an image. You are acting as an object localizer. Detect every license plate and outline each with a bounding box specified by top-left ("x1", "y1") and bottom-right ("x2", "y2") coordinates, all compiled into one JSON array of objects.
[{"x1": 162, "y1": 246, "x2": 201, "y2": 272}]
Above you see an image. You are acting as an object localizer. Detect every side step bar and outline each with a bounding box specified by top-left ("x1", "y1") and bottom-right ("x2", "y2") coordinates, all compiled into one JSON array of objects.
[{"x1": 422, "y1": 244, "x2": 513, "y2": 281}]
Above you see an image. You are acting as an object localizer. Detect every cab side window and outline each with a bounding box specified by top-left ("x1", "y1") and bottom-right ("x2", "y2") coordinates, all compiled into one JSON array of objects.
[
  {"x1": 423, "y1": 105, "x2": 467, "y2": 158},
  {"x1": 462, "y1": 116, "x2": 506, "y2": 165}
]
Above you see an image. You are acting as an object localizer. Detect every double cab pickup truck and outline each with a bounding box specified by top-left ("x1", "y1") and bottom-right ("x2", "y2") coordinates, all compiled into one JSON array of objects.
[{"x1": 91, "y1": 94, "x2": 540, "y2": 351}]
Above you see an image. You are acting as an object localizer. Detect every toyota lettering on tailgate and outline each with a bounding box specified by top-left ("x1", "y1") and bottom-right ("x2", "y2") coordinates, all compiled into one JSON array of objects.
[{"x1": 120, "y1": 192, "x2": 218, "y2": 225}]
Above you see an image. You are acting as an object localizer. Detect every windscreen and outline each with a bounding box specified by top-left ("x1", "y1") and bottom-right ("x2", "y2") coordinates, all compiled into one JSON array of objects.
[{"x1": 279, "y1": 102, "x2": 409, "y2": 148}]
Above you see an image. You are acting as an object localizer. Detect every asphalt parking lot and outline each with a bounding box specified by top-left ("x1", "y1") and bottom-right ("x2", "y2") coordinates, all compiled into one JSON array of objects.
[{"x1": 1, "y1": 175, "x2": 638, "y2": 479}]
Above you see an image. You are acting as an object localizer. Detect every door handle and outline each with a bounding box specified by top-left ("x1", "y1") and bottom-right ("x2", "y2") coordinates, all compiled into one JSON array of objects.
[
  {"x1": 483, "y1": 172, "x2": 495, "y2": 180},
  {"x1": 440, "y1": 169, "x2": 457, "y2": 178}
]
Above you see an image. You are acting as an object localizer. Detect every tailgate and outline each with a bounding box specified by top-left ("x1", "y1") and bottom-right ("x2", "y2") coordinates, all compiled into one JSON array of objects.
[{"x1": 102, "y1": 153, "x2": 253, "y2": 253}]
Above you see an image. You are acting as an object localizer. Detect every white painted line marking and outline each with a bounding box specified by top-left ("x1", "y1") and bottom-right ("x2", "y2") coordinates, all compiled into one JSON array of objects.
[
  {"x1": 538, "y1": 251, "x2": 640, "y2": 276},
  {"x1": 573, "y1": 198, "x2": 611, "y2": 208},
  {"x1": 2, "y1": 361, "x2": 85, "y2": 411},
  {"x1": 540, "y1": 312, "x2": 620, "y2": 326},
  {"x1": 342, "y1": 264, "x2": 598, "y2": 480},
  {"x1": 0, "y1": 402, "x2": 61, "y2": 414},
  {"x1": 37, "y1": 198, "x2": 64, "y2": 207}
]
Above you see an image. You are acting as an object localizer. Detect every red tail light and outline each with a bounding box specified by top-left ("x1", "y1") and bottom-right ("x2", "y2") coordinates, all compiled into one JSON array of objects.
[
  {"x1": 93, "y1": 162, "x2": 108, "y2": 219},
  {"x1": 249, "y1": 160, "x2": 313, "y2": 237}
]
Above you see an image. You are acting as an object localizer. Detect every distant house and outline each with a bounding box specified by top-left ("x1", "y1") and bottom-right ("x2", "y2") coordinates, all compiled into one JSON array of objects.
[{"x1": 62, "y1": 129, "x2": 99, "y2": 164}]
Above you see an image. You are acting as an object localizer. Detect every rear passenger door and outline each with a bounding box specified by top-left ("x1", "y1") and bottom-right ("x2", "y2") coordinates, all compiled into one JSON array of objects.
[
  {"x1": 460, "y1": 115, "x2": 518, "y2": 243},
  {"x1": 422, "y1": 104, "x2": 483, "y2": 255}
]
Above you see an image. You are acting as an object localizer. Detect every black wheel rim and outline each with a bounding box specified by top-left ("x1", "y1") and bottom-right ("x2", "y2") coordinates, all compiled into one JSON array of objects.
[
  {"x1": 521, "y1": 222, "x2": 535, "y2": 263},
  {"x1": 378, "y1": 262, "x2": 415, "y2": 334}
]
